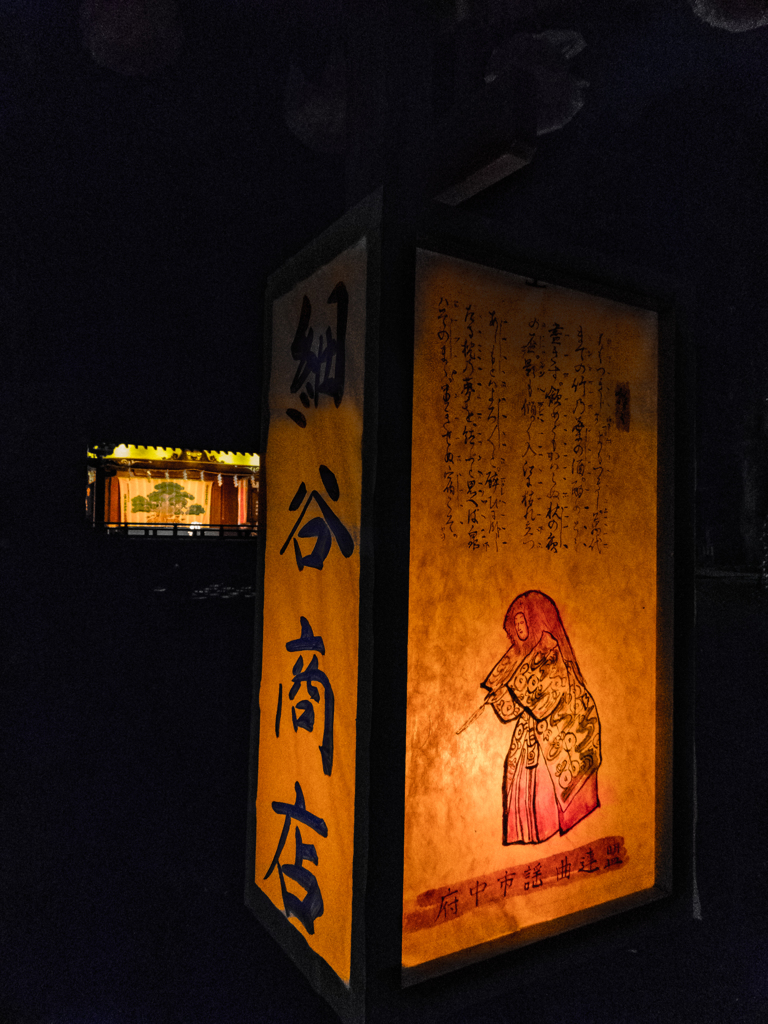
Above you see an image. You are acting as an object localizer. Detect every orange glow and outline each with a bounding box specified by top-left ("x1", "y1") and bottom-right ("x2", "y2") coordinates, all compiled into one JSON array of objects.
[
  {"x1": 255, "y1": 239, "x2": 367, "y2": 984},
  {"x1": 403, "y1": 251, "x2": 661, "y2": 971}
]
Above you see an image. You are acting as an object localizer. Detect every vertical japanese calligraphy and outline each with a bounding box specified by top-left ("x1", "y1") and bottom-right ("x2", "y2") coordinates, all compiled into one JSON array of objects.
[
  {"x1": 436, "y1": 295, "x2": 619, "y2": 553},
  {"x1": 256, "y1": 238, "x2": 367, "y2": 984},
  {"x1": 404, "y1": 250, "x2": 660, "y2": 972},
  {"x1": 438, "y1": 297, "x2": 510, "y2": 550}
]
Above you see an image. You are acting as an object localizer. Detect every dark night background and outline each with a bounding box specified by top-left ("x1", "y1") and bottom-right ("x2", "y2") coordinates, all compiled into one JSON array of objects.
[{"x1": 2, "y1": 2, "x2": 767, "y2": 1023}]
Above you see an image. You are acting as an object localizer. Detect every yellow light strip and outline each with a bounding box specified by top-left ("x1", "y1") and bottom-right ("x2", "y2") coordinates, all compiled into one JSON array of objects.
[
  {"x1": 203, "y1": 451, "x2": 260, "y2": 467},
  {"x1": 108, "y1": 445, "x2": 180, "y2": 461},
  {"x1": 101, "y1": 445, "x2": 259, "y2": 467}
]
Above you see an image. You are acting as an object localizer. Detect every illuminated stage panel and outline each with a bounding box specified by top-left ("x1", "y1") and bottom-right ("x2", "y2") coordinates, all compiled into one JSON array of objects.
[
  {"x1": 88, "y1": 445, "x2": 259, "y2": 533},
  {"x1": 403, "y1": 250, "x2": 664, "y2": 973}
]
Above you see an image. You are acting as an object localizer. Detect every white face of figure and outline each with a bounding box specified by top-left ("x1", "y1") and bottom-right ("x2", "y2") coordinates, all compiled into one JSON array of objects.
[{"x1": 514, "y1": 612, "x2": 529, "y2": 640}]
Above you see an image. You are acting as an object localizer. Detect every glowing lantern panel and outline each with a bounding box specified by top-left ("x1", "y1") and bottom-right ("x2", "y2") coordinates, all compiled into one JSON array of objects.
[{"x1": 402, "y1": 250, "x2": 663, "y2": 972}]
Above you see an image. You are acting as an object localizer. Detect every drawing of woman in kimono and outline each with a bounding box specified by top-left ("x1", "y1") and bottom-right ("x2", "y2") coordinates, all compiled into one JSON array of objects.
[{"x1": 480, "y1": 591, "x2": 601, "y2": 845}]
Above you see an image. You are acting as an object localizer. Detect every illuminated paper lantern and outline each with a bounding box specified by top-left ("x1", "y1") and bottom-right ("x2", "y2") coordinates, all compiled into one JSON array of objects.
[{"x1": 245, "y1": 192, "x2": 694, "y2": 1022}]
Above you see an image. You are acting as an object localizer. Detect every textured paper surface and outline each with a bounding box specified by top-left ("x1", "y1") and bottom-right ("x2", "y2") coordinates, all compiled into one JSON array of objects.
[
  {"x1": 256, "y1": 239, "x2": 366, "y2": 984},
  {"x1": 403, "y1": 250, "x2": 659, "y2": 969}
]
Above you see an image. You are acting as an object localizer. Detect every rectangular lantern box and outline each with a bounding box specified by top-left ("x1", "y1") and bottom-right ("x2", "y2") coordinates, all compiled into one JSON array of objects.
[{"x1": 245, "y1": 191, "x2": 695, "y2": 1024}]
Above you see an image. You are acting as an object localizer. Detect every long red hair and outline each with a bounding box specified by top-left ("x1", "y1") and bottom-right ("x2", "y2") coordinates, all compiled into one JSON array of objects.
[{"x1": 502, "y1": 591, "x2": 583, "y2": 683}]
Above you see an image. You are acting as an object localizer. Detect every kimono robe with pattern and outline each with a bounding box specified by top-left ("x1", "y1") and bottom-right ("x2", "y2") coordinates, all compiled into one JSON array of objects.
[{"x1": 481, "y1": 592, "x2": 601, "y2": 845}]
